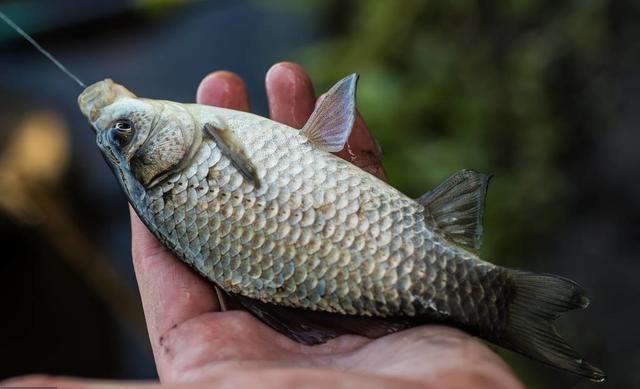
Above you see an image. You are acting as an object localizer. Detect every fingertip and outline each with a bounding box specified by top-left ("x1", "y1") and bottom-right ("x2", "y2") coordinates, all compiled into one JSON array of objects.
[
  {"x1": 313, "y1": 86, "x2": 387, "y2": 181},
  {"x1": 265, "y1": 61, "x2": 308, "y2": 84},
  {"x1": 197, "y1": 70, "x2": 250, "y2": 111},
  {"x1": 266, "y1": 61, "x2": 316, "y2": 128},
  {"x1": 334, "y1": 112, "x2": 387, "y2": 181}
]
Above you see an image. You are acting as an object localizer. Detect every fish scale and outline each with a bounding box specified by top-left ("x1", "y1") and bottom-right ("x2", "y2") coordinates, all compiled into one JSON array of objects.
[
  {"x1": 78, "y1": 76, "x2": 604, "y2": 381},
  {"x1": 137, "y1": 111, "x2": 503, "y2": 327}
]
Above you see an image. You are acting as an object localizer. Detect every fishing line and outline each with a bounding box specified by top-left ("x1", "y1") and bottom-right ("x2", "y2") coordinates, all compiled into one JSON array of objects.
[{"x1": 0, "y1": 10, "x2": 86, "y2": 89}]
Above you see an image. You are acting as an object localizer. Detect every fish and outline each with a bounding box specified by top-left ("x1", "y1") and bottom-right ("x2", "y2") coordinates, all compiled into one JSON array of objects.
[{"x1": 78, "y1": 75, "x2": 605, "y2": 382}]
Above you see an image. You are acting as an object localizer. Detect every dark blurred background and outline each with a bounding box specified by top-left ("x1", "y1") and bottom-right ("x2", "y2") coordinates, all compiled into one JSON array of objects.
[{"x1": 0, "y1": 0, "x2": 637, "y2": 388}]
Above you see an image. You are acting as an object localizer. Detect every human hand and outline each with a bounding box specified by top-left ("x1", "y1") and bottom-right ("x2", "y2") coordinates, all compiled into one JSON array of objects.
[{"x1": 2, "y1": 63, "x2": 524, "y2": 389}]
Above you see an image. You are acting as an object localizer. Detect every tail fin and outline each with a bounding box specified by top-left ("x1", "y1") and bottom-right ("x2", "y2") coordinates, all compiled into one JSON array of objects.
[{"x1": 503, "y1": 271, "x2": 605, "y2": 382}]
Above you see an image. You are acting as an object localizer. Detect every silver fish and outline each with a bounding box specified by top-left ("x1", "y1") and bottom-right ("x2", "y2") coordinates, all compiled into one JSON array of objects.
[{"x1": 78, "y1": 75, "x2": 604, "y2": 382}]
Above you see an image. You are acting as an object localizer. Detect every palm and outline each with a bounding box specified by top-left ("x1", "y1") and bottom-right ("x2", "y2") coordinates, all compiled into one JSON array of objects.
[
  {"x1": 152, "y1": 309, "x2": 517, "y2": 387},
  {"x1": 2, "y1": 63, "x2": 523, "y2": 388}
]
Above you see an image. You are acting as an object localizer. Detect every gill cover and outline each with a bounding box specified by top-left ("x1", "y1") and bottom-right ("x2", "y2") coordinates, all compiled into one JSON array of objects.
[
  {"x1": 78, "y1": 80, "x2": 201, "y2": 189},
  {"x1": 138, "y1": 107, "x2": 203, "y2": 187}
]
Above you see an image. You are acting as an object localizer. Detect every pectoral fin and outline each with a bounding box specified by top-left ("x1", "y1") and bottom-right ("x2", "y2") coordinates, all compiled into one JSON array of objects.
[
  {"x1": 419, "y1": 169, "x2": 491, "y2": 254},
  {"x1": 204, "y1": 122, "x2": 260, "y2": 188},
  {"x1": 301, "y1": 74, "x2": 358, "y2": 152}
]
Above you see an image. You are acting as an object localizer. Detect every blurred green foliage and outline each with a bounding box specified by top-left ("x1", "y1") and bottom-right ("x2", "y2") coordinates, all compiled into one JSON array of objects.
[
  {"x1": 282, "y1": 0, "x2": 611, "y2": 271},
  {"x1": 273, "y1": 1, "x2": 613, "y2": 385}
]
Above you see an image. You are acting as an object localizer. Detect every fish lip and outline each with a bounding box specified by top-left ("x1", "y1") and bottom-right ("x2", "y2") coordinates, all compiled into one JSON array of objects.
[
  {"x1": 78, "y1": 79, "x2": 136, "y2": 130},
  {"x1": 96, "y1": 130, "x2": 143, "y2": 202},
  {"x1": 96, "y1": 129, "x2": 117, "y2": 162},
  {"x1": 78, "y1": 79, "x2": 115, "y2": 123}
]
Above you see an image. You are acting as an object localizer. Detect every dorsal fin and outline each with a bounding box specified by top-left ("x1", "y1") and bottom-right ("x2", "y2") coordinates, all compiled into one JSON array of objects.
[
  {"x1": 301, "y1": 74, "x2": 358, "y2": 152},
  {"x1": 418, "y1": 170, "x2": 491, "y2": 254}
]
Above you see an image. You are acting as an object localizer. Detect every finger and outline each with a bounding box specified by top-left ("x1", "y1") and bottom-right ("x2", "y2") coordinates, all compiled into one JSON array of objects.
[
  {"x1": 312, "y1": 91, "x2": 387, "y2": 181},
  {"x1": 130, "y1": 209, "x2": 219, "y2": 363},
  {"x1": 334, "y1": 112, "x2": 388, "y2": 182},
  {"x1": 266, "y1": 62, "x2": 387, "y2": 181},
  {"x1": 341, "y1": 326, "x2": 524, "y2": 389},
  {"x1": 266, "y1": 61, "x2": 316, "y2": 128},
  {"x1": 185, "y1": 367, "x2": 428, "y2": 389},
  {"x1": 0, "y1": 375, "x2": 215, "y2": 389},
  {"x1": 197, "y1": 70, "x2": 250, "y2": 111},
  {"x1": 0, "y1": 372, "x2": 426, "y2": 389}
]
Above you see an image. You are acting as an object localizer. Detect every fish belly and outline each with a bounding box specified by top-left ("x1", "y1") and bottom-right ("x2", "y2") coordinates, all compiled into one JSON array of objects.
[{"x1": 137, "y1": 115, "x2": 509, "y2": 334}]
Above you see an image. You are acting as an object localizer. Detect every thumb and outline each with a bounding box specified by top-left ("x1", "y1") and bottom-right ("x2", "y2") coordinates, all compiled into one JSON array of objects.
[{"x1": 0, "y1": 375, "x2": 223, "y2": 389}]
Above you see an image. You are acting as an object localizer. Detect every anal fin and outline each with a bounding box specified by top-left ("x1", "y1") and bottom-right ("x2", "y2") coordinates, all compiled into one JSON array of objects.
[{"x1": 227, "y1": 293, "x2": 414, "y2": 345}]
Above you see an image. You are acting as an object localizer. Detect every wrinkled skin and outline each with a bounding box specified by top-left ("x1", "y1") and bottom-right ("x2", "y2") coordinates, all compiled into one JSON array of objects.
[{"x1": 2, "y1": 63, "x2": 524, "y2": 389}]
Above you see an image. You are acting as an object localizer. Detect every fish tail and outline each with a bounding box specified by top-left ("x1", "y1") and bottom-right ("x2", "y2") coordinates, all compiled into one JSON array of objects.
[{"x1": 500, "y1": 270, "x2": 605, "y2": 382}]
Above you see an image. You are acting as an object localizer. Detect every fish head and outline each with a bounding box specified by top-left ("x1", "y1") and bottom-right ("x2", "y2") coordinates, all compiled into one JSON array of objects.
[{"x1": 78, "y1": 79, "x2": 200, "y2": 202}]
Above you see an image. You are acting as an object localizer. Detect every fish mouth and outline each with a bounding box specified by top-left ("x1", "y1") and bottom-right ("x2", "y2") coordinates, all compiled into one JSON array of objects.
[{"x1": 78, "y1": 79, "x2": 135, "y2": 130}]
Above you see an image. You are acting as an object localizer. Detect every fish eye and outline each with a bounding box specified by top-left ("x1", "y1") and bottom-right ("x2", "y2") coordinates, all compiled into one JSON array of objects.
[
  {"x1": 109, "y1": 119, "x2": 134, "y2": 148},
  {"x1": 115, "y1": 120, "x2": 131, "y2": 131}
]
